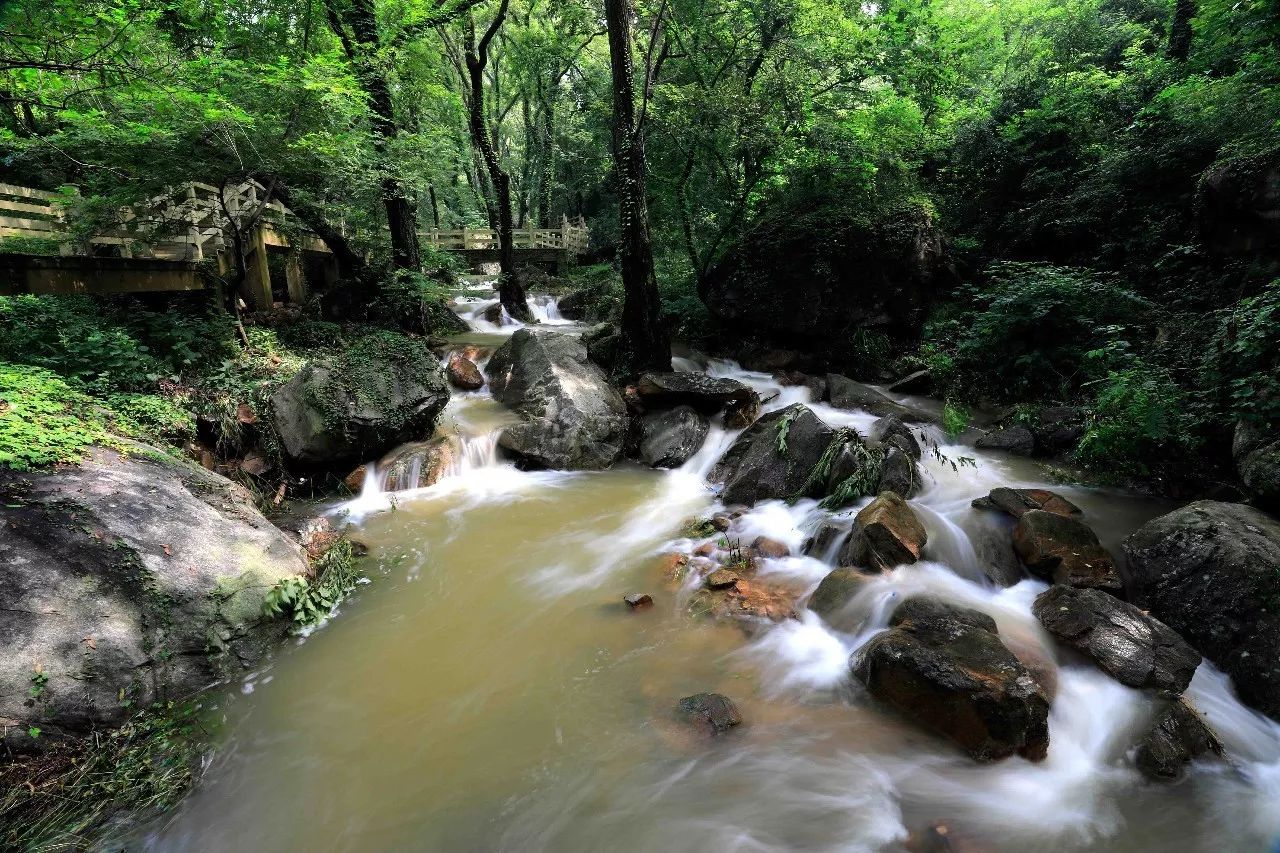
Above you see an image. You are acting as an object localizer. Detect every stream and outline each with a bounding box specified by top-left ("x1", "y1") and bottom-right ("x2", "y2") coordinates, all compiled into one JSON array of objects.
[{"x1": 141, "y1": 289, "x2": 1280, "y2": 852}]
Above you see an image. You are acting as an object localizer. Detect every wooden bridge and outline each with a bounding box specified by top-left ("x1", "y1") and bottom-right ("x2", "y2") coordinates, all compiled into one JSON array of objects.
[{"x1": 0, "y1": 181, "x2": 588, "y2": 307}]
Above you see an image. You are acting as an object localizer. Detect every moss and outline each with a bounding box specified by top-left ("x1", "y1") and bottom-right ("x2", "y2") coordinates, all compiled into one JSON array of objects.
[{"x1": 0, "y1": 364, "x2": 113, "y2": 470}]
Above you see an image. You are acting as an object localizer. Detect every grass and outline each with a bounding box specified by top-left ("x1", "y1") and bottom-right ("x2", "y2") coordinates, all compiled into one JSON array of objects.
[{"x1": 0, "y1": 702, "x2": 208, "y2": 851}]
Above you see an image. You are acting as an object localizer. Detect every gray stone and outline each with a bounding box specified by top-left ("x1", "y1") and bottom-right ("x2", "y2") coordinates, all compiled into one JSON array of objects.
[
  {"x1": 1135, "y1": 699, "x2": 1224, "y2": 781},
  {"x1": 1125, "y1": 501, "x2": 1280, "y2": 720},
  {"x1": 486, "y1": 329, "x2": 629, "y2": 470},
  {"x1": 974, "y1": 426, "x2": 1035, "y2": 456},
  {"x1": 1032, "y1": 585, "x2": 1200, "y2": 695},
  {"x1": 1234, "y1": 419, "x2": 1280, "y2": 510},
  {"x1": 709, "y1": 404, "x2": 835, "y2": 506},
  {"x1": 0, "y1": 444, "x2": 309, "y2": 752},
  {"x1": 269, "y1": 340, "x2": 450, "y2": 467},
  {"x1": 676, "y1": 692, "x2": 743, "y2": 735},
  {"x1": 808, "y1": 568, "x2": 871, "y2": 626},
  {"x1": 636, "y1": 406, "x2": 709, "y2": 469},
  {"x1": 877, "y1": 446, "x2": 921, "y2": 498}
]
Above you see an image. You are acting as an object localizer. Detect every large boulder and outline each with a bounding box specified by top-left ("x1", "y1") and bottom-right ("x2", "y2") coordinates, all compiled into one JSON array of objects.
[
  {"x1": 1234, "y1": 420, "x2": 1280, "y2": 510},
  {"x1": 446, "y1": 353, "x2": 484, "y2": 390},
  {"x1": 827, "y1": 374, "x2": 922, "y2": 420},
  {"x1": 636, "y1": 406, "x2": 709, "y2": 469},
  {"x1": 485, "y1": 329, "x2": 628, "y2": 470},
  {"x1": 877, "y1": 446, "x2": 922, "y2": 498},
  {"x1": 709, "y1": 404, "x2": 835, "y2": 505},
  {"x1": 853, "y1": 597, "x2": 1050, "y2": 762},
  {"x1": 700, "y1": 200, "x2": 951, "y2": 345},
  {"x1": 1012, "y1": 510, "x2": 1120, "y2": 591},
  {"x1": 1125, "y1": 501, "x2": 1280, "y2": 719},
  {"x1": 809, "y1": 568, "x2": 874, "y2": 628},
  {"x1": 974, "y1": 426, "x2": 1035, "y2": 456},
  {"x1": 1134, "y1": 699, "x2": 1224, "y2": 781},
  {"x1": 1032, "y1": 585, "x2": 1200, "y2": 696},
  {"x1": 841, "y1": 491, "x2": 928, "y2": 570},
  {"x1": 270, "y1": 334, "x2": 450, "y2": 467},
  {"x1": 0, "y1": 444, "x2": 309, "y2": 752},
  {"x1": 634, "y1": 372, "x2": 760, "y2": 425}
]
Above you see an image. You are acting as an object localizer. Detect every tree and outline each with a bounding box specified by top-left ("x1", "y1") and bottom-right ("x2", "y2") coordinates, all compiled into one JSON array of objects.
[{"x1": 604, "y1": 0, "x2": 671, "y2": 374}]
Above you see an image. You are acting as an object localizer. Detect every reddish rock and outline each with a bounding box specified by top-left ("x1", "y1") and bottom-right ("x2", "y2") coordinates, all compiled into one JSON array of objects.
[
  {"x1": 693, "y1": 541, "x2": 718, "y2": 557},
  {"x1": 972, "y1": 487, "x2": 1082, "y2": 519},
  {"x1": 377, "y1": 435, "x2": 460, "y2": 491},
  {"x1": 446, "y1": 353, "x2": 484, "y2": 390},
  {"x1": 656, "y1": 553, "x2": 689, "y2": 586},
  {"x1": 750, "y1": 535, "x2": 790, "y2": 559},
  {"x1": 624, "y1": 593, "x2": 654, "y2": 609},
  {"x1": 706, "y1": 568, "x2": 740, "y2": 589},
  {"x1": 240, "y1": 449, "x2": 272, "y2": 477},
  {"x1": 689, "y1": 578, "x2": 801, "y2": 624},
  {"x1": 843, "y1": 491, "x2": 928, "y2": 570},
  {"x1": 1013, "y1": 510, "x2": 1120, "y2": 590},
  {"x1": 343, "y1": 464, "x2": 368, "y2": 492}
]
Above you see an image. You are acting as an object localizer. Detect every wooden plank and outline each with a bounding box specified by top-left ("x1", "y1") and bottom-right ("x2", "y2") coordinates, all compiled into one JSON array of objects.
[
  {"x1": 0, "y1": 182, "x2": 60, "y2": 201},
  {"x1": 0, "y1": 216, "x2": 60, "y2": 232},
  {"x1": 0, "y1": 199, "x2": 57, "y2": 216}
]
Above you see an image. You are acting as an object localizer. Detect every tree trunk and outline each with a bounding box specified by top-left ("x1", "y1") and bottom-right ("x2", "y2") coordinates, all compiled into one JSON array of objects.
[
  {"x1": 1167, "y1": 0, "x2": 1195, "y2": 60},
  {"x1": 538, "y1": 100, "x2": 556, "y2": 227},
  {"x1": 267, "y1": 178, "x2": 365, "y2": 280},
  {"x1": 463, "y1": 6, "x2": 529, "y2": 320},
  {"x1": 605, "y1": 0, "x2": 671, "y2": 375},
  {"x1": 326, "y1": 0, "x2": 422, "y2": 271}
]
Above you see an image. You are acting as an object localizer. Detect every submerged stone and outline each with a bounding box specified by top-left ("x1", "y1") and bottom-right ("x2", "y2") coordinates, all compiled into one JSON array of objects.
[
  {"x1": 1134, "y1": 699, "x2": 1224, "y2": 781},
  {"x1": 676, "y1": 693, "x2": 743, "y2": 735}
]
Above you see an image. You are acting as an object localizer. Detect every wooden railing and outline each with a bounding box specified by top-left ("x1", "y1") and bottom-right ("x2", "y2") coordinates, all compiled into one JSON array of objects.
[
  {"x1": 424, "y1": 215, "x2": 589, "y2": 254},
  {"x1": 1, "y1": 182, "x2": 589, "y2": 262}
]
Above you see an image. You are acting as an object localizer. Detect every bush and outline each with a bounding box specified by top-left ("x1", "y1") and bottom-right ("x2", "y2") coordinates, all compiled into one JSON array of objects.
[
  {"x1": 1077, "y1": 365, "x2": 1198, "y2": 477},
  {"x1": 1205, "y1": 279, "x2": 1280, "y2": 429},
  {"x1": 932, "y1": 262, "x2": 1154, "y2": 401},
  {"x1": 107, "y1": 394, "x2": 195, "y2": 443}
]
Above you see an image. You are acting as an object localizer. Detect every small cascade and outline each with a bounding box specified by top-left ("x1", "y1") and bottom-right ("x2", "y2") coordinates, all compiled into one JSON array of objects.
[{"x1": 528, "y1": 294, "x2": 571, "y2": 325}]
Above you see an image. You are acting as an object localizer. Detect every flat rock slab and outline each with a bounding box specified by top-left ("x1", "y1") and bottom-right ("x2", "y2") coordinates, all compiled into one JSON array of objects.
[
  {"x1": 853, "y1": 596, "x2": 1049, "y2": 762},
  {"x1": 1032, "y1": 585, "x2": 1200, "y2": 695},
  {"x1": 1013, "y1": 510, "x2": 1120, "y2": 591},
  {"x1": 972, "y1": 487, "x2": 1081, "y2": 519}
]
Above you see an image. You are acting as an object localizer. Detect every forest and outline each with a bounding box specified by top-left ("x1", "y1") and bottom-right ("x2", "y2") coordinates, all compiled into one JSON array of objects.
[{"x1": 1, "y1": 0, "x2": 1279, "y2": 849}]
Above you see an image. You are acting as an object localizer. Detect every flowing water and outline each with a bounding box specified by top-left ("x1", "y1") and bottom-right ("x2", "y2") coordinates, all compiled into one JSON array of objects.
[{"x1": 141, "y1": 290, "x2": 1280, "y2": 852}]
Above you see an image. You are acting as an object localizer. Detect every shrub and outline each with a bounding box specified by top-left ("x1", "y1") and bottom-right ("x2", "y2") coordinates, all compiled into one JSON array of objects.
[
  {"x1": 107, "y1": 394, "x2": 195, "y2": 443},
  {"x1": 1205, "y1": 279, "x2": 1280, "y2": 428},
  {"x1": 1077, "y1": 364, "x2": 1197, "y2": 477}
]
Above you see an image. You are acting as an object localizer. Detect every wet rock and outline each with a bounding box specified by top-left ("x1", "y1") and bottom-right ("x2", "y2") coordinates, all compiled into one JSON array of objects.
[
  {"x1": 555, "y1": 288, "x2": 592, "y2": 320},
  {"x1": 706, "y1": 569, "x2": 740, "y2": 589},
  {"x1": 1125, "y1": 501, "x2": 1280, "y2": 719},
  {"x1": 377, "y1": 434, "x2": 460, "y2": 491},
  {"x1": 776, "y1": 370, "x2": 828, "y2": 401},
  {"x1": 1234, "y1": 419, "x2": 1280, "y2": 510},
  {"x1": 581, "y1": 322, "x2": 621, "y2": 372},
  {"x1": 888, "y1": 369, "x2": 934, "y2": 396},
  {"x1": 676, "y1": 693, "x2": 743, "y2": 735},
  {"x1": 974, "y1": 426, "x2": 1035, "y2": 456},
  {"x1": 343, "y1": 464, "x2": 367, "y2": 492},
  {"x1": 971, "y1": 487, "x2": 1082, "y2": 519},
  {"x1": 853, "y1": 596, "x2": 1050, "y2": 762},
  {"x1": 624, "y1": 593, "x2": 654, "y2": 609},
  {"x1": 842, "y1": 491, "x2": 928, "y2": 570},
  {"x1": 657, "y1": 553, "x2": 690, "y2": 587},
  {"x1": 820, "y1": 434, "x2": 882, "y2": 505},
  {"x1": 636, "y1": 406, "x2": 710, "y2": 469},
  {"x1": 878, "y1": 446, "x2": 922, "y2": 499},
  {"x1": 1032, "y1": 585, "x2": 1200, "y2": 695},
  {"x1": 709, "y1": 404, "x2": 836, "y2": 506},
  {"x1": 689, "y1": 578, "x2": 800, "y2": 624},
  {"x1": 634, "y1": 372, "x2": 761, "y2": 420},
  {"x1": 482, "y1": 302, "x2": 504, "y2": 324},
  {"x1": 804, "y1": 521, "x2": 848, "y2": 559},
  {"x1": 1032, "y1": 406, "x2": 1086, "y2": 454},
  {"x1": 809, "y1": 568, "x2": 873, "y2": 626},
  {"x1": 485, "y1": 329, "x2": 628, "y2": 470},
  {"x1": 446, "y1": 353, "x2": 485, "y2": 390},
  {"x1": 968, "y1": 521, "x2": 1025, "y2": 588},
  {"x1": 1012, "y1": 510, "x2": 1120, "y2": 591},
  {"x1": 826, "y1": 374, "x2": 919, "y2": 420},
  {"x1": 1135, "y1": 699, "x2": 1224, "y2": 781},
  {"x1": 723, "y1": 394, "x2": 763, "y2": 429},
  {"x1": 751, "y1": 536, "x2": 790, "y2": 559},
  {"x1": 872, "y1": 414, "x2": 922, "y2": 459},
  {"x1": 269, "y1": 338, "x2": 450, "y2": 467},
  {"x1": 0, "y1": 443, "x2": 309, "y2": 752},
  {"x1": 711, "y1": 513, "x2": 733, "y2": 532}
]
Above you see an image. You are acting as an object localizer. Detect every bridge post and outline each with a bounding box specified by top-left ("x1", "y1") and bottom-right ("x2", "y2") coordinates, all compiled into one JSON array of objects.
[{"x1": 244, "y1": 224, "x2": 272, "y2": 309}]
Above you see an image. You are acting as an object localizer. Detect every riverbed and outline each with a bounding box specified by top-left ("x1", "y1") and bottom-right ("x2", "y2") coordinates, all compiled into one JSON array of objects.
[{"x1": 142, "y1": 294, "x2": 1280, "y2": 852}]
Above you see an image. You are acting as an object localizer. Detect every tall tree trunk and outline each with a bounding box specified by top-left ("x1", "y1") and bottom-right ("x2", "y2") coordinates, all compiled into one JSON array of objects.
[
  {"x1": 1167, "y1": 0, "x2": 1195, "y2": 60},
  {"x1": 463, "y1": 5, "x2": 529, "y2": 320},
  {"x1": 326, "y1": 0, "x2": 422, "y2": 271},
  {"x1": 605, "y1": 0, "x2": 671, "y2": 376},
  {"x1": 538, "y1": 99, "x2": 556, "y2": 228}
]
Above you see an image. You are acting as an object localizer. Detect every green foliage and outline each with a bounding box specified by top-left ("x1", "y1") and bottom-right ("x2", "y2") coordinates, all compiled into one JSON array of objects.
[
  {"x1": 107, "y1": 394, "x2": 195, "y2": 443},
  {"x1": 263, "y1": 539, "x2": 363, "y2": 630},
  {"x1": 0, "y1": 236, "x2": 62, "y2": 255},
  {"x1": 1206, "y1": 279, "x2": 1280, "y2": 428},
  {"x1": 941, "y1": 401, "x2": 970, "y2": 438},
  {"x1": 1078, "y1": 365, "x2": 1197, "y2": 477},
  {"x1": 819, "y1": 442, "x2": 884, "y2": 510},
  {"x1": 932, "y1": 262, "x2": 1154, "y2": 401},
  {"x1": 0, "y1": 702, "x2": 205, "y2": 850},
  {"x1": 0, "y1": 363, "x2": 110, "y2": 469}
]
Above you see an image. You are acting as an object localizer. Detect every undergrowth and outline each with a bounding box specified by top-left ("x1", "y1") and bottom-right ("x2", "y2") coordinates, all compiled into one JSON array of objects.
[
  {"x1": 0, "y1": 363, "x2": 111, "y2": 469},
  {"x1": 0, "y1": 702, "x2": 207, "y2": 851},
  {"x1": 263, "y1": 539, "x2": 363, "y2": 630}
]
